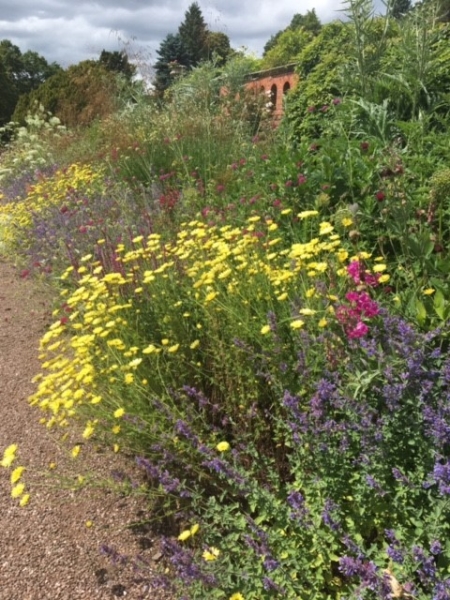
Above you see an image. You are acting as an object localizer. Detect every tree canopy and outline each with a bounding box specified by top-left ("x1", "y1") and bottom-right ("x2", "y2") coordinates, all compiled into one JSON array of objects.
[
  {"x1": 153, "y1": 2, "x2": 232, "y2": 95},
  {"x1": 178, "y1": 2, "x2": 209, "y2": 66},
  {"x1": 99, "y1": 49, "x2": 136, "y2": 81},
  {"x1": 0, "y1": 39, "x2": 61, "y2": 125},
  {"x1": 263, "y1": 9, "x2": 322, "y2": 56},
  {"x1": 13, "y1": 60, "x2": 122, "y2": 127}
]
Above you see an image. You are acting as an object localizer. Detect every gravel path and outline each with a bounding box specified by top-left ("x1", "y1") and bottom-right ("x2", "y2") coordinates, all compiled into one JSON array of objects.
[{"x1": 0, "y1": 258, "x2": 174, "y2": 600}]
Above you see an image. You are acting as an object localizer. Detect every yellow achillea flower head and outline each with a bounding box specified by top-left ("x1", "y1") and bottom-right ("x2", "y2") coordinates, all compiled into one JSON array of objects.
[
  {"x1": 290, "y1": 319, "x2": 305, "y2": 330},
  {"x1": 372, "y1": 264, "x2": 387, "y2": 273},
  {"x1": 114, "y1": 408, "x2": 125, "y2": 418},
  {"x1": 71, "y1": 445, "x2": 81, "y2": 458},
  {"x1": 1, "y1": 443, "x2": 18, "y2": 468},
  {"x1": 11, "y1": 483, "x2": 25, "y2": 498},
  {"x1": 19, "y1": 494, "x2": 30, "y2": 507},
  {"x1": 190, "y1": 523, "x2": 200, "y2": 536},
  {"x1": 10, "y1": 466, "x2": 26, "y2": 484},
  {"x1": 423, "y1": 288, "x2": 435, "y2": 295},
  {"x1": 230, "y1": 594, "x2": 245, "y2": 600},
  {"x1": 260, "y1": 325, "x2": 271, "y2": 335},
  {"x1": 216, "y1": 441, "x2": 230, "y2": 452},
  {"x1": 319, "y1": 222, "x2": 334, "y2": 235},
  {"x1": 178, "y1": 529, "x2": 191, "y2": 541},
  {"x1": 202, "y1": 547, "x2": 220, "y2": 561}
]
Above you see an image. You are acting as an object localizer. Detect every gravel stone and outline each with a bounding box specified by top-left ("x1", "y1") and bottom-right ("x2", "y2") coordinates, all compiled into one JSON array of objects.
[{"x1": 0, "y1": 258, "x2": 176, "y2": 600}]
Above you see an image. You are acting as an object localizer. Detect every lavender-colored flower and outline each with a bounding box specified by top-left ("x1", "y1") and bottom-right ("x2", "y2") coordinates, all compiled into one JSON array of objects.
[
  {"x1": 433, "y1": 579, "x2": 450, "y2": 600},
  {"x1": 263, "y1": 557, "x2": 280, "y2": 572},
  {"x1": 387, "y1": 545, "x2": 404, "y2": 564},
  {"x1": 432, "y1": 460, "x2": 450, "y2": 495},
  {"x1": 321, "y1": 498, "x2": 341, "y2": 531},
  {"x1": 262, "y1": 577, "x2": 285, "y2": 594},
  {"x1": 431, "y1": 540, "x2": 443, "y2": 555}
]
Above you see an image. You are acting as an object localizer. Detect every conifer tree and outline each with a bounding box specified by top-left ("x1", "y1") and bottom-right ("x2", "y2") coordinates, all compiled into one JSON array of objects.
[
  {"x1": 178, "y1": 2, "x2": 208, "y2": 67},
  {"x1": 153, "y1": 33, "x2": 190, "y2": 95}
]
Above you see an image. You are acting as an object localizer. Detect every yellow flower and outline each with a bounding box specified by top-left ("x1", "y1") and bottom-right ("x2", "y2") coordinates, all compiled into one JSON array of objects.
[
  {"x1": 379, "y1": 274, "x2": 390, "y2": 283},
  {"x1": 319, "y1": 222, "x2": 334, "y2": 235},
  {"x1": 299, "y1": 308, "x2": 316, "y2": 316},
  {"x1": 216, "y1": 441, "x2": 230, "y2": 452},
  {"x1": 372, "y1": 264, "x2": 387, "y2": 273},
  {"x1": 71, "y1": 445, "x2": 81, "y2": 458},
  {"x1": 178, "y1": 529, "x2": 191, "y2": 541},
  {"x1": 318, "y1": 318, "x2": 328, "y2": 328},
  {"x1": 114, "y1": 407, "x2": 125, "y2": 418},
  {"x1": 260, "y1": 325, "x2": 271, "y2": 335},
  {"x1": 423, "y1": 288, "x2": 435, "y2": 295},
  {"x1": 11, "y1": 483, "x2": 25, "y2": 498},
  {"x1": 19, "y1": 494, "x2": 30, "y2": 507},
  {"x1": 202, "y1": 547, "x2": 220, "y2": 561},
  {"x1": 230, "y1": 594, "x2": 245, "y2": 600},
  {"x1": 168, "y1": 344, "x2": 180, "y2": 353},
  {"x1": 1, "y1": 443, "x2": 18, "y2": 467},
  {"x1": 190, "y1": 340, "x2": 200, "y2": 349},
  {"x1": 85, "y1": 520, "x2": 93, "y2": 528},
  {"x1": 190, "y1": 523, "x2": 200, "y2": 536},
  {"x1": 290, "y1": 319, "x2": 304, "y2": 330},
  {"x1": 205, "y1": 291, "x2": 218, "y2": 303},
  {"x1": 297, "y1": 210, "x2": 318, "y2": 219},
  {"x1": 341, "y1": 217, "x2": 353, "y2": 227},
  {"x1": 10, "y1": 466, "x2": 26, "y2": 484},
  {"x1": 142, "y1": 344, "x2": 157, "y2": 354},
  {"x1": 124, "y1": 373, "x2": 134, "y2": 384},
  {"x1": 82, "y1": 423, "x2": 96, "y2": 439}
]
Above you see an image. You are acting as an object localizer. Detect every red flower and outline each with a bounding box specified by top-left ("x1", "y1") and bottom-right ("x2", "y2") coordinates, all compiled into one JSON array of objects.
[{"x1": 375, "y1": 190, "x2": 386, "y2": 202}]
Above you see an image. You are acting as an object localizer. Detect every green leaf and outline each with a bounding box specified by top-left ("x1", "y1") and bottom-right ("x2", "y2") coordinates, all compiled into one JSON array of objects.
[
  {"x1": 434, "y1": 289, "x2": 446, "y2": 319},
  {"x1": 415, "y1": 299, "x2": 427, "y2": 325}
]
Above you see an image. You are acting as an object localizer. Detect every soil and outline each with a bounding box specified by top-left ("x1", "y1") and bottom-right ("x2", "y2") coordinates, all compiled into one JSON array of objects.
[{"x1": 0, "y1": 257, "x2": 176, "y2": 600}]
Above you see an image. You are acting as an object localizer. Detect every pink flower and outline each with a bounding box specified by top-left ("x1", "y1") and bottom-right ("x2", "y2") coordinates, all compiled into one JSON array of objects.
[
  {"x1": 347, "y1": 260, "x2": 362, "y2": 284},
  {"x1": 347, "y1": 321, "x2": 369, "y2": 339}
]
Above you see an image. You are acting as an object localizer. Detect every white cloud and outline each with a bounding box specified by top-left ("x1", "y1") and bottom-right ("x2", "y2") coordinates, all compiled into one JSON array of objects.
[{"x1": 0, "y1": 0, "x2": 390, "y2": 67}]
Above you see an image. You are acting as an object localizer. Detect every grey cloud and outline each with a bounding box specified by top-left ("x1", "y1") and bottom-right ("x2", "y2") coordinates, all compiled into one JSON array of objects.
[{"x1": 0, "y1": 0, "x2": 391, "y2": 68}]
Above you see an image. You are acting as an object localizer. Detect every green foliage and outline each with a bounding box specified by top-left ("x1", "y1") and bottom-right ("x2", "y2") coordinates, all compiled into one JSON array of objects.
[
  {"x1": 12, "y1": 61, "x2": 122, "y2": 128},
  {"x1": 0, "y1": 39, "x2": 61, "y2": 126},
  {"x1": 178, "y1": 2, "x2": 209, "y2": 67},
  {"x1": 0, "y1": 104, "x2": 66, "y2": 182},
  {"x1": 5, "y1": 8, "x2": 450, "y2": 600},
  {"x1": 391, "y1": 0, "x2": 412, "y2": 18},
  {"x1": 284, "y1": 21, "x2": 352, "y2": 138},
  {"x1": 261, "y1": 28, "x2": 313, "y2": 69},
  {"x1": 204, "y1": 31, "x2": 232, "y2": 66},
  {"x1": 263, "y1": 9, "x2": 322, "y2": 56},
  {"x1": 153, "y1": 3, "x2": 232, "y2": 95},
  {"x1": 99, "y1": 49, "x2": 136, "y2": 81},
  {"x1": 153, "y1": 33, "x2": 191, "y2": 95}
]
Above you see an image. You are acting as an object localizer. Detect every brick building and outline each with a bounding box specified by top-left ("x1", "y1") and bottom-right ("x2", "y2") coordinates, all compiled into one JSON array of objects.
[{"x1": 244, "y1": 63, "x2": 299, "y2": 124}]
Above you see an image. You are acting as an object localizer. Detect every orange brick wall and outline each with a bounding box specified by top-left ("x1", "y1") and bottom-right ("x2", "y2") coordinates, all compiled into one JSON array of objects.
[{"x1": 244, "y1": 69, "x2": 299, "y2": 123}]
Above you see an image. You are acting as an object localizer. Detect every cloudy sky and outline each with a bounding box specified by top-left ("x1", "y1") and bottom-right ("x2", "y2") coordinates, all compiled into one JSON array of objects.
[{"x1": 0, "y1": 0, "x2": 387, "y2": 71}]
